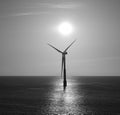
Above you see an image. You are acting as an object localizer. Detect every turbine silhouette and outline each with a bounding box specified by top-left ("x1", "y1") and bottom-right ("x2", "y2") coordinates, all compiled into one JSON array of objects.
[{"x1": 48, "y1": 40, "x2": 76, "y2": 88}]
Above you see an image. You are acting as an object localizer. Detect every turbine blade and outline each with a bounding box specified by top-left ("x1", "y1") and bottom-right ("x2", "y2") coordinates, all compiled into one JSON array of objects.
[
  {"x1": 48, "y1": 43, "x2": 63, "y2": 53},
  {"x1": 61, "y1": 55, "x2": 64, "y2": 78},
  {"x1": 64, "y1": 40, "x2": 76, "y2": 52}
]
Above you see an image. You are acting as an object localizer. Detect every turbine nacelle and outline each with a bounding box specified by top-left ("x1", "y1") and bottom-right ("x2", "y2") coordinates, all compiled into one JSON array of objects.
[{"x1": 63, "y1": 52, "x2": 67, "y2": 55}]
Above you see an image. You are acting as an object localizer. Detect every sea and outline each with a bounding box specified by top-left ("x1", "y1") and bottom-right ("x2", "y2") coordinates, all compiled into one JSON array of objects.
[{"x1": 0, "y1": 76, "x2": 120, "y2": 115}]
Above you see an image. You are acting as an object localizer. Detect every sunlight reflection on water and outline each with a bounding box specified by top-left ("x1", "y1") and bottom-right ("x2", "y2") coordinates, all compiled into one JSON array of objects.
[{"x1": 48, "y1": 78, "x2": 85, "y2": 114}]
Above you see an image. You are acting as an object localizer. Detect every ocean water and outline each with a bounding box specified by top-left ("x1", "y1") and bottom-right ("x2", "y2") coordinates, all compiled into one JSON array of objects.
[{"x1": 0, "y1": 76, "x2": 120, "y2": 115}]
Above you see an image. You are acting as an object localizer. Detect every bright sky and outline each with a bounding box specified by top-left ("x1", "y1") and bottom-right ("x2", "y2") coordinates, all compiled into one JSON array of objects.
[{"x1": 0, "y1": 0, "x2": 120, "y2": 76}]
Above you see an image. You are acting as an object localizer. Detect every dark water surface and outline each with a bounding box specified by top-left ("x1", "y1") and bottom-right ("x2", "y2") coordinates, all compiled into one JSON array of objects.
[{"x1": 0, "y1": 76, "x2": 120, "y2": 115}]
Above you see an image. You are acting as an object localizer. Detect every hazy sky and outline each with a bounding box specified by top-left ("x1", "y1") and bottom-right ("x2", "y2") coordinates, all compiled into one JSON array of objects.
[{"x1": 0, "y1": 0, "x2": 120, "y2": 76}]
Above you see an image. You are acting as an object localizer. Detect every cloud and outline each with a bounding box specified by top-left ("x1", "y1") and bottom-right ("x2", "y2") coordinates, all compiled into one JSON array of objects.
[
  {"x1": 0, "y1": 11, "x2": 50, "y2": 18},
  {"x1": 37, "y1": 2, "x2": 81, "y2": 9},
  {"x1": 43, "y1": 3, "x2": 81, "y2": 9},
  {"x1": 11, "y1": 12, "x2": 49, "y2": 16},
  {"x1": 0, "y1": 2, "x2": 83, "y2": 18}
]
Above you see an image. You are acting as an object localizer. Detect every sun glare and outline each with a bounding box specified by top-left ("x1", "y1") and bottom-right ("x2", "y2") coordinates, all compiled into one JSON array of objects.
[{"x1": 58, "y1": 22, "x2": 73, "y2": 36}]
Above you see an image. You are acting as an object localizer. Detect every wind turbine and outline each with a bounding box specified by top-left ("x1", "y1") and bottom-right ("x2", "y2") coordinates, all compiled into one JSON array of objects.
[{"x1": 48, "y1": 40, "x2": 76, "y2": 88}]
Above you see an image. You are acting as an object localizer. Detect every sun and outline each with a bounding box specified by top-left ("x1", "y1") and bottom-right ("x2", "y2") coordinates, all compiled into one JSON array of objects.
[{"x1": 58, "y1": 22, "x2": 73, "y2": 36}]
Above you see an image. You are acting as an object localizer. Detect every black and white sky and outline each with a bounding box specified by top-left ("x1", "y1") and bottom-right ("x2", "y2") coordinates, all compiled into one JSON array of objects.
[{"x1": 0, "y1": 0, "x2": 120, "y2": 76}]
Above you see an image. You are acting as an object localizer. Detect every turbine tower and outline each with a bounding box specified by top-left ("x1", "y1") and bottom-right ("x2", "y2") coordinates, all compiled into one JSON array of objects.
[{"x1": 48, "y1": 40, "x2": 76, "y2": 88}]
